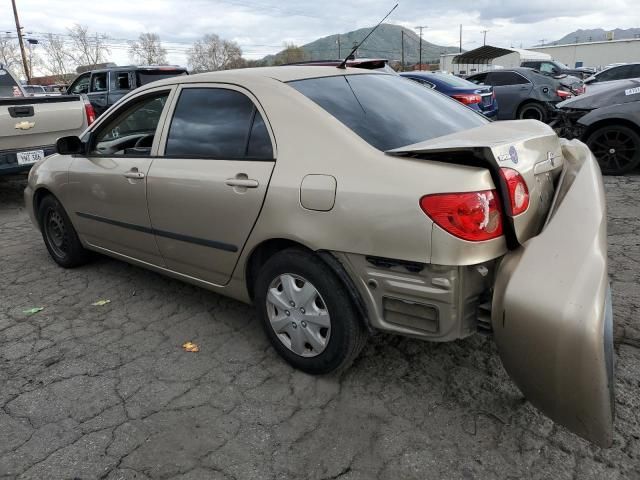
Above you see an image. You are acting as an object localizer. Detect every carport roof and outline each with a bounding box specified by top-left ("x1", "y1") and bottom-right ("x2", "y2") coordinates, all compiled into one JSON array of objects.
[{"x1": 452, "y1": 45, "x2": 551, "y2": 64}]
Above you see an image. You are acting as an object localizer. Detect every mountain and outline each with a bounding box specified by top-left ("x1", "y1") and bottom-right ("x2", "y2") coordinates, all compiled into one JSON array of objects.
[
  {"x1": 262, "y1": 23, "x2": 460, "y2": 65},
  {"x1": 546, "y1": 27, "x2": 640, "y2": 46}
]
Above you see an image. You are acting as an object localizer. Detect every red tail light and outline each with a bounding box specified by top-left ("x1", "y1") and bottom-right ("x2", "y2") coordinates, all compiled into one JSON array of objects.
[
  {"x1": 499, "y1": 168, "x2": 529, "y2": 216},
  {"x1": 451, "y1": 93, "x2": 482, "y2": 105},
  {"x1": 83, "y1": 98, "x2": 96, "y2": 126},
  {"x1": 420, "y1": 190, "x2": 503, "y2": 241},
  {"x1": 556, "y1": 89, "x2": 572, "y2": 100}
]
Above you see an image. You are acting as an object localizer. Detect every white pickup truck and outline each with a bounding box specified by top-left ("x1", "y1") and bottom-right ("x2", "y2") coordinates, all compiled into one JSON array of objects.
[{"x1": 1, "y1": 65, "x2": 94, "y2": 175}]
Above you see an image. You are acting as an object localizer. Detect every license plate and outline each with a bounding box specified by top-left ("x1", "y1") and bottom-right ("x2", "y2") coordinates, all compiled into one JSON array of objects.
[{"x1": 16, "y1": 149, "x2": 45, "y2": 166}]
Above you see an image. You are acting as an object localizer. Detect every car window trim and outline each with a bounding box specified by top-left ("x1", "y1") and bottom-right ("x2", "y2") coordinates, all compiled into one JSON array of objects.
[
  {"x1": 156, "y1": 83, "x2": 276, "y2": 162},
  {"x1": 85, "y1": 87, "x2": 177, "y2": 158}
]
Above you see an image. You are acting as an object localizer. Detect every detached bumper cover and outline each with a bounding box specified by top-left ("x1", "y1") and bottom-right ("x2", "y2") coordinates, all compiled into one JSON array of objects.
[{"x1": 492, "y1": 139, "x2": 614, "y2": 447}]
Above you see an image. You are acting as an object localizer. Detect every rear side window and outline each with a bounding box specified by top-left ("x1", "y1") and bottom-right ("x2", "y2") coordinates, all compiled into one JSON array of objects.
[
  {"x1": 487, "y1": 72, "x2": 530, "y2": 86},
  {"x1": 289, "y1": 74, "x2": 486, "y2": 151},
  {"x1": 91, "y1": 72, "x2": 108, "y2": 92},
  {"x1": 0, "y1": 68, "x2": 19, "y2": 97},
  {"x1": 137, "y1": 70, "x2": 187, "y2": 86},
  {"x1": 165, "y1": 88, "x2": 273, "y2": 159},
  {"x1": 114, "y1": 72, "x2": 131, "y2": 90}
]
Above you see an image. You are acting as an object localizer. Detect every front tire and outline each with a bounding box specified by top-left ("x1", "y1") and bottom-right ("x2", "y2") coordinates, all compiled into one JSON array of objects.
[
  {"x1": 254, "y1": 249, "x2": 367, "y2": 374},
  {"x1": 38, "y1": 195, "x2": 90, "y2": 268},
  {"x1": 586, "y1": 125, "x2": 640, "y2": 175},
  {"x1": 517, "y1": 102, "x2": 547, "y2": 122}
]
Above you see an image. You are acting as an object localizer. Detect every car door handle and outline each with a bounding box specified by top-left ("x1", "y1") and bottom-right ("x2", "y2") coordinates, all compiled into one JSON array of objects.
[
  {"x1": 225, "y1": 178, "x2": 259, "y2": 188},
  {"x1": 124, "y1": 169, "x2": 145, "y2": 179}
]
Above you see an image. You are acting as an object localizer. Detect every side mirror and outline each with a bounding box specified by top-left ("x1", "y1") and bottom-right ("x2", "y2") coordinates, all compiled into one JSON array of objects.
[{"x1": 56, "y1": 136, "x2": 84, "y2": 155}]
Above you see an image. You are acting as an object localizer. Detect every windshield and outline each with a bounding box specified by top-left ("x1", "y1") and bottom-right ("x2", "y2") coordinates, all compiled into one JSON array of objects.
[
  {"x1": 0, "y1": 68, "x2": 19, "y2": 97},
  {"x1": 289, "y1": 74, "x2": 487, "y2": 151}
]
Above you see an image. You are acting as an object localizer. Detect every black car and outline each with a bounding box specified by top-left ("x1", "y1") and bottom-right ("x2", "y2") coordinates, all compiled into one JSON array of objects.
[
  {"x1": 585, "y1": 63, "x2": 640, "y2": 85},
  {"x1": 553, "y1": 78, "x2": 640, "y2": 175},
  {"x1": 467, "y1": 67, "x2": 573, "y2": 121},
  {"x1": 67, "y1": 65, "x2": 188, "y2": 117},
  {"x1": 521, "y1": 60, "x2": 594, "y2": 79}
]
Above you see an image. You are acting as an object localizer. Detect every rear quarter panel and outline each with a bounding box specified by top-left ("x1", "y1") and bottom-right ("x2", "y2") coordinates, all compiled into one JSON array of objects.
[{"x1": 230, "y1": 77, "x2": 503, "y2": 283}]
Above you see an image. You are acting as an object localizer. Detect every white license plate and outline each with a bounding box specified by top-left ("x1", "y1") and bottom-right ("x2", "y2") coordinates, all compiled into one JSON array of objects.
[{"x1": 16, "y1": 149, "x2": 45, "y2": 166}]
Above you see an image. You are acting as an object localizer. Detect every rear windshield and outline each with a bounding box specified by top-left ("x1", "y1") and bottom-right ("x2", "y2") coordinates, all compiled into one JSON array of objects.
[
  {"x1": 0, "y1": 68, "x2": 19, "y2": 97},
  {"x1": 430, "y1": 73, "x2": 479, "y2": 88},
  {"x1": 136, "y1": 70, "x2": 188, "y2": 86},
  {"x1": 289, "y1": 74, "x2": 487, "y2": 151}
]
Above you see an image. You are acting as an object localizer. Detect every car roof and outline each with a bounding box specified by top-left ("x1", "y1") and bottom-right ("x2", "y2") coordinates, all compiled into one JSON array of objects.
[
  {"x1": 142, "y1": 65, "x2": 386, "y2": 88},
  {"x1": 83, "y1": 65, "x2": 187, "y2": 74}
]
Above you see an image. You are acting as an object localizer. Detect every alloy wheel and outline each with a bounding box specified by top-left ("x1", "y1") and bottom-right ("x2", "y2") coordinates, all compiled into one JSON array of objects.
[
  {"x1": 588, "y1": 128, "x2": 639, "y2": 174},
  {"x1": 265, "y1": 273, "x2": 331, "y2": 358}
]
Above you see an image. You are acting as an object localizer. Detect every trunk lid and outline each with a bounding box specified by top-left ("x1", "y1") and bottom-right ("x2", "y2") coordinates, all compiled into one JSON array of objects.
[
  {"x1": 387, "y1": 120, "x2": 564, "y2": 247},
  {"x1": 0, "y1": 96, "x2": 86, "y2": 151}
]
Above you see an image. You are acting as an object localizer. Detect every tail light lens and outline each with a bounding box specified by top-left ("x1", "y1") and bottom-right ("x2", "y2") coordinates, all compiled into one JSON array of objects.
[
  {"x1": 500, "y1": 168, "x2": 529, "y2": 216},
  {"x1": 556, "y1": 89, "x2": 572, "y2": 100},
  {"x1": 83, "y1": 98, "x2": 96, "y2": 126},
  {"x1": 451, "y1": 93, "x2": 482, "y2": 105},
  {"x1": 420, "y1": 190, "x2": 503, "y2": 241}
]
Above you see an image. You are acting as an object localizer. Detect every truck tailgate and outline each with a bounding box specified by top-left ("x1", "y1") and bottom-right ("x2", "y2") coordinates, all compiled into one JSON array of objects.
[{"x1": 0, "y1": 96, "x2": 86, "y2": 150}]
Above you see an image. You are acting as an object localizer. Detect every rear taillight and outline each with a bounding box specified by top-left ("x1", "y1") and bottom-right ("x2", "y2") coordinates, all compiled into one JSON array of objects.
[
  {"x1": 452, "y1": 93, "x2": 482, "y2": 105},
  {"x1": 420, "y1": 190, "x2": 503, "y2": 242},
  {"x1": 83, "y1": 98, "x2": 96, "y2": 125},
  {"x1": 500, "y1": 168, "x2": 529, "y2": 216},
  {"x1": 556, "y1": 89, "x2": 572, "y2": 100}
]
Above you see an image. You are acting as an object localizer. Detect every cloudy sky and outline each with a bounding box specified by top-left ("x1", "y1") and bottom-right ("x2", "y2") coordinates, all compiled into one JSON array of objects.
[{"x1": 2, "y1": 0, "x2": 639, "y2": 66}]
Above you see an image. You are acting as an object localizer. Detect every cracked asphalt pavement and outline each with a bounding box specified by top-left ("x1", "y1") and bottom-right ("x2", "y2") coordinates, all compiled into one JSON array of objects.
[{"x1": 1, "y1": 173, "x2": 639, "y2": 480}]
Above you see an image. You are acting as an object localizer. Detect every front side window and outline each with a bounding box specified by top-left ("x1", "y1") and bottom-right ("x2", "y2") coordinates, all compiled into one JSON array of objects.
[
  {"x1": 540, "y1": 63, "x2": 555, "y2": 74},
  {"x1": 91, "y1": 92, "x2": 169, "y2": 156},
  {"x1": 487, "y1": 72, "x2": 530, "y2": 86},
  {"x1": 467, "y1": 73, "x2": 488, "y2": 85},
  {"x1": 165, "y1": 88, "x2": 273, "y2": 159},
  {"x1": 69, "y1": 74, "x2": 90, "y2": 94},
  {"x1": 289, "y1": 74, "x2": 486, "y2": 151}
]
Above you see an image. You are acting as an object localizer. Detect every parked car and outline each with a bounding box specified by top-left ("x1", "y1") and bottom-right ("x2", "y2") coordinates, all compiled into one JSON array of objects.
[
  {"x1": 584, "y1": 62, "x2": 640, "y2": 85},
  {"x1": 552, "y1": 78, "x2": 640, "y2": 174},
  {"x1": 400, "y1": 71, "x2": 498, "y2": 118},
  {"x1": 25, "y1": 66, "x2": 614, "y2": 447},
  {"x1": 467, "y1": 67, "x2": 574, "y2": 121},
  {"x1": 0, "y1": 65, "x2": 94, "y2": 176},
  {"x1": 521, "y1": 59, "x2": 593, "y2": 78},
  {"x1": 66, "y1": 65, "x2": 188, "y2": 117}
]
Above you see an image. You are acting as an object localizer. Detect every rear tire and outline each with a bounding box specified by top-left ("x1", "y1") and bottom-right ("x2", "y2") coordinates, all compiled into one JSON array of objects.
[
  {"x1": 586, "y1": 125, "x2": 640, "y2": 175},
  {"x1": 254, "y1": 248, "x2": 367, "y2": 375},
  {"x1": 517, "y1": 102, "x2": 547, "y2": 122},
  {"x1": 38, "y1": 195, "x2": 90, "y2": 268}
]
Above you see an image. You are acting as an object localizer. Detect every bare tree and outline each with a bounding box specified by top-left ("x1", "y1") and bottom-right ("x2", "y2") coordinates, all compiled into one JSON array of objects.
[
  {"x1": 273, "y1": 43, "x2": 308, "y2": 65},
  {"x1": 187, "y1": 34, "x2": 243, "y2": 72},
  {"x1": 129, "y1": 33, "x2": 168, "y2": 65},
  {"x1": 0, "y1": 35, "x2": 23, "y2": 77},
  {"x1": 67, "y1": 24, "x2": 110, "y2": 69},
  {"x1": 40, "y1": 34, "x2": 74, "y2": 77}
]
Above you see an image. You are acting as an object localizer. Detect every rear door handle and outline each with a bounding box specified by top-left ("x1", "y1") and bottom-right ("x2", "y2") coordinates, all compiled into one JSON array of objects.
[
  {"x1": 124, "y1": 169, "x2": 145, "y2": 179},
  {"x1": 225, "y1": 178, "x2": 259, "y2": 188}
]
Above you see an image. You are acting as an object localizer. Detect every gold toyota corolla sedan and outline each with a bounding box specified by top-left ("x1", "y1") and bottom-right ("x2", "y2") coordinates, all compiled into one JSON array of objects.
[{"x1": 24, "y1": 66, "x2": 614, "y2": 446}]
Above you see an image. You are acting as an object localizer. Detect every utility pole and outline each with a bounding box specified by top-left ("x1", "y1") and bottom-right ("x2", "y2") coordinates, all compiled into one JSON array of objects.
[
  {"x1": 401, "y1": 30, "x2": 405, "y2": 72},
  {"x1": 481, "y1": 29, "x2": 489, "y2": 46},
  {"x1": 11, "y1": 0, "x2": 30, "y2": 82},
  {"x1": 459, "y1": 24, "x2": 463, "y2": 52},
  {"x1": 336, "y1": 35, "x2": 341, "y2": 58},
  {"x1": 415, "y1": 26, "x2": 427, "y2": 71},
  {"x1": 539, "y1": 39, "x2": 546, "y2": 46}
]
